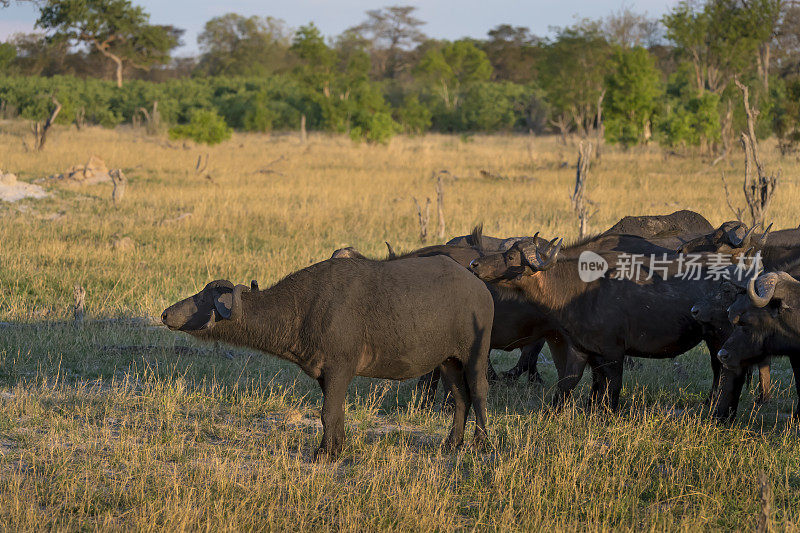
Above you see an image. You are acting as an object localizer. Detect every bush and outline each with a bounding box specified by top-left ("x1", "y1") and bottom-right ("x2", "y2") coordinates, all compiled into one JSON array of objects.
[
  {"x1": 396, "y1": 94, "x2": 432, "y2": 134},
  {"x1": 169, "y1": 109, "x2": 232, "y2": 145}
]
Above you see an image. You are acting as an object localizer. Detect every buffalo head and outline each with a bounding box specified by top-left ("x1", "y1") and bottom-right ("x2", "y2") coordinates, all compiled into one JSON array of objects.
[
  {"x1": 161, "y1": 280, "x2": 249, "y2": 332},
  {"x1": 469, "y1": 233, "x2": 562, "y2": 282},
  {"x1": 678, "y1": 221, "x2": 770, "y2": 255},
  {"x1": 717, "y1": 271, "x2": 800, "y2": 369}
]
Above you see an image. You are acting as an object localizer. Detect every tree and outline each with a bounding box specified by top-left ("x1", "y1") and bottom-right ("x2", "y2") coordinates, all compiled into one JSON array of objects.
[
  {"x1": 0, "y1": 42, "x2": 17, "y2": 73},
  {"x1": 36, "y1": 0, "x2": 180, "y2": 87},
  {"x1": 604, "y1": 46, "x2": 663, "y2": 146},
  {"x1": 197, "y1": 14, "x2": 292, "y2": 77},
  {"x1": 603, "y1": 6, "x2": 662, "y2": 48},
  {"x1": 291, "y1": 23, "x2": 398, "y2": 141},
  {"x1": 662, "y1": 0, "x2": 781, "y2": 95},
  {"x1": 482, "y1": 24, "x2": 542, "y2": 83},
  {"x1": 349, "y1": 5, "x2": 426, "y2": 78},
  {"x1": 416, "y1": 40, "x2": 492, "y2": 109},
  {"x1": 540, "y1": 21, "x2": 612, "y2": 138},
  {"x1": 773, "y1": 1, "x2": 800, "y2": 77}
]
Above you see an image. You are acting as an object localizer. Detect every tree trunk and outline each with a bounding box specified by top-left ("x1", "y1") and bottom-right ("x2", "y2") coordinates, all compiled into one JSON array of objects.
[
  {"x1": 114, "y1": 57, "x2": 123, "y2": 88},
  {"x1": 94, "y1": 40, "x2": 125, "y2": 88}
]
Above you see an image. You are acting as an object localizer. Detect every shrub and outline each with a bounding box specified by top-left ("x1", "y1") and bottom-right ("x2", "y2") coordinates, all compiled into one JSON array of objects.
[
  {"x1": 396, "y1": 93, "x2": 432, "y2": 134},
  {"x1": 169, "y1": 109, "x2": 232, "y2": 145}
]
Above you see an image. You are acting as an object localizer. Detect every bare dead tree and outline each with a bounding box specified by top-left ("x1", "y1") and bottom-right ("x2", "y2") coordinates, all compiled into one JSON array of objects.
[
  {"x1": 412, "y1": 197, "x2": 431, "y2": 243},
  {"x1": 300, "y1": 114, "x2": 307, "y2": 144},
  {"x1": 136, "y1": 101, "x2": 160, "y2": 135},
  {"x1": 74, "y1": 106, "x2": 86, "y2": 131},
  {"x1": 110, "y1": 169, "x2": 127, "y2": 205},
  {"x1": 571, "y1": 141, "x2": 594, "y2": 238},
  {"x1": 435, "y1": 172, "x2": 445, "y2": 239},
  {"x1": 594, "y1": 90, "x2": 605, "y2": 163},
  {"x1": 31, "y1": 96, "x2": 61, "y2": 151},
  {"x1": 194, "y1": 153, "x2": 215, "y2": 183},
  {"x1": 711, "y1": 99, "x2": 734, "y2": 166},
  {"x1": 549, "y1": 114, "x2": 570, "y2": 145},
  {"x1": 735, "y1": 80, "x2": 780, "y2": 230},
  {"x1": 73, "y1": 285, "x2": 86, "y2": 327},
  {"x1": 721, "y1": 171, "x2": 744, "y2": 222}
]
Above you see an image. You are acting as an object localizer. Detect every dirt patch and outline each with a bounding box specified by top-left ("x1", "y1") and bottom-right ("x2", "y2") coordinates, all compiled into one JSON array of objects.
[
  {"x1": 38, "y1": 156, "x2": 113, "y2": 185},
  {"x1": 0, "y1": 172, "x2": 48, "y2": 202}
]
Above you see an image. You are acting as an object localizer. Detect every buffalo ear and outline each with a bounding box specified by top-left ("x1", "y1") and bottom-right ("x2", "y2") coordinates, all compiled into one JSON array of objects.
[{"x1": 214, "y1": 291, "x2": 234, "y2": 319}]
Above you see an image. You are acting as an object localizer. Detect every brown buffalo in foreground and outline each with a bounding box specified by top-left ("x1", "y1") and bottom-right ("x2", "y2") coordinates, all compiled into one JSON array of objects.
[{"x1": 162, "y1": 255, "x2": 494, "y2": 458}]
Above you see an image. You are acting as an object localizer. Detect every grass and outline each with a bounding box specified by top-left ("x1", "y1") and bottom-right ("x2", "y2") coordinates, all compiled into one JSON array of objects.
[{"x1": 0, "y1": 122, "x2": 799, "y2": 530}]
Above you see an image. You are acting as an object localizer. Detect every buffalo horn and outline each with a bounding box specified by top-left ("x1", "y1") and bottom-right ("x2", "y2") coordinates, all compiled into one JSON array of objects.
[{"x1": 747, "y1": 273, "x2": 776, "y2": 308}]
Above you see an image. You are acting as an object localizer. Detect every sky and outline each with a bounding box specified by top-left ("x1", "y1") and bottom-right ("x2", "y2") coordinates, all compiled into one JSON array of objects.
[{"x1": 0, "y1": 0, "x2": 680, "y2": 56}]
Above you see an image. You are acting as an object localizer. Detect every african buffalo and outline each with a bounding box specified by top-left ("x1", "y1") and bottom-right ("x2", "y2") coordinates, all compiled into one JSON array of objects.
[
  {"x1": 713, "y1": 271, "x2": 800, "y2": 419},
  {"x1": 469, "y1": 236, "x2": 742, "y2": 409},
  {"x1": 600, "y1": 209, "x2": 713, "y2": 239},
  {"x1": 161, "y1": 256, "x2": 494, "y2": 458},
  {"x1": 499, "y1": 211, "x2": 715, "y2": 381},
  {"x1": 690, "y1": 275, "x2": 772, "y2": 404},
  {"x1": 353, "y1": 229, "x2": 554, "y2": 402}
]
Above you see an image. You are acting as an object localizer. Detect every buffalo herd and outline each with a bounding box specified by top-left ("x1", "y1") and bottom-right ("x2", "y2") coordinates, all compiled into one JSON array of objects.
[{"x1": 163, "y1": 210, "x2": 800, "y2": 457}]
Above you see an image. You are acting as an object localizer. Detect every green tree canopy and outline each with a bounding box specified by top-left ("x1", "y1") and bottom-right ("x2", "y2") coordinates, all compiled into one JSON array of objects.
[
  {"x1": 36, "y1": 0, "x2": 180, "y2": 87},
  {"x1": 540, "y1": 21, "x2": 612, "y2": 135},
  {"x1": 415, "y1": 40, "x2": 492, "y2": 109},
  {"x1": 197, "y1": 14, "x2": 292, "y2": 77},
  {"x1": 482, "y1": 24, "x2": 542, "y2": 83},
  {"x1": 662, "y1": 0, "x2": 781, "y2": 94},
  {"x1": 604, "y1": 46, "x2": 663, "y2": 146}
]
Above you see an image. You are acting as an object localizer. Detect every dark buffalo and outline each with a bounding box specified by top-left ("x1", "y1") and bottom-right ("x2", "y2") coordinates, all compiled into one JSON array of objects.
[
  {"x1": 690, "y1": 275, "x2": 772, "y2": 404},
  {"x1": 500, "y1": 211, "x2": 715, "y2": 381},
  {"x1": 161, "y1": 256, "x2": 494, "y2": 458},
  {"x1": 690, "y1": 257, "x2": 800, "y2": 407},
  {"x1": 469, "y1": 236, "x2": 739, "y2": 409},
  {"x1": 689, "y1": 225, "x2": 800, "y2": 417},
  {"x1": 601, "y1": 210, "x2": 713, "y2": 240},
  {"x1": 712, "y1": 271, "x2": 800, "y2": 419},
  {"x1": 677, "y1": 221, "x2": 760, "y2": 254},
  {"x1": 361, "y1": 230, "x2": 553, "y2": 402},
  {"x1": 446, "y1": 225, "x2": 527, "y2": 252}
]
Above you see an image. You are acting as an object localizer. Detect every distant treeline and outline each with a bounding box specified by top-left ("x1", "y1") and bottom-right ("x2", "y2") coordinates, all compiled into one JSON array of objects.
[{"x1": 1, "y1": 1, "x2": 800, "y2": 148}]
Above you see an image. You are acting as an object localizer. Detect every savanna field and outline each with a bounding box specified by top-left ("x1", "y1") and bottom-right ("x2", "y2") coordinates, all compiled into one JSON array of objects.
[{"x1": 1, "y1": 121, "x2": 800, "y2": 530}]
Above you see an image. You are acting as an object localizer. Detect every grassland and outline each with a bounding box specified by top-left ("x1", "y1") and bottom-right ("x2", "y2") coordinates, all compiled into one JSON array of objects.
[{"x1": 0, "y1": 121, "x2": 799, "y2": 530}]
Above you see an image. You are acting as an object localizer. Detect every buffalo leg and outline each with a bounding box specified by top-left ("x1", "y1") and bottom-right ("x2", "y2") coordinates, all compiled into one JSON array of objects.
[
  {"x1": 713, "y1": 366, "x2": 747, "y2": 420},
  {"x1": 756, "y1": 361, "x2": 771, "y2": 404},
  {"x1": 487, "y1": 359, "x2": 499, "y2": 382},
  {"x1": 414, "y1": 369, "x2": 440, "y2": 408},
  {"x1": 315, "y1": 371, "x2": 351, "y2": 460},
  {"x1": 550, "y1": 336, "x2": 589, "y2": 408},
  {"x1": 465, "y1": 358, "x2": 490, "y2": 448},
  {"x1": 704, "y1": 340, "x2": 723, "y2": 405},
  {"x1": 439, "y1": 359, "x2": 470, "y2": 449},
  {"x1": 502, "y1": 340, "x2": 545, "y2": 383},
  {"x1": 589, "y1": 356, "x2": 624, "y2": 411},
  {"x1": 524, "y1": 341, "x2": 545, "y2": 384}
]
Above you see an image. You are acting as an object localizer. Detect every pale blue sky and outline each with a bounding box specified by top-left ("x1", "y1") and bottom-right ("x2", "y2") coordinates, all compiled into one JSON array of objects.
[{"x1": 1, "y1": 1, "x2": 679, "y2": 56}]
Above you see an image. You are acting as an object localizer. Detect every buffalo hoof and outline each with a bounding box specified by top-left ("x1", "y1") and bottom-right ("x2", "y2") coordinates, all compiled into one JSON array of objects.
[
  {"x1": 313, "y1": 444, "x2": 342, "y2": 462},
  {"x1": 442, "y1": 432, "x2": 464, "y2": 451},
  {"x1": 472, "y1": 430, "x2": 489, "y2": 450}
]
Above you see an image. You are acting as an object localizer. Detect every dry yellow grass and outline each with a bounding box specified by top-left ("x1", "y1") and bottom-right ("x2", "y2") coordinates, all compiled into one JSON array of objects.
[{"x1": 0, "y1": 122, "x2": 799, "y2": 530}]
